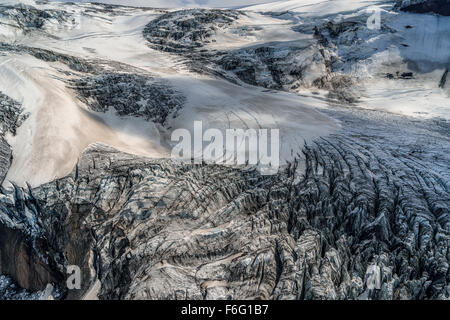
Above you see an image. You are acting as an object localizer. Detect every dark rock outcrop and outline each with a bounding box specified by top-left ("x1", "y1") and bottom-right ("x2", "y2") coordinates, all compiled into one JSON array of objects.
[
  {"x1": 0, "y1": 223, "x2": 63, "y2": 293},
  {"x1": 0, "y1": 275, "x2": 59, "y2": 300},
  {"x1": 439, "y1": 69, "x2": 448, "y2": 88},
  {"x1": 396, "y1": 0, "x2": 450, "y2": 16}
]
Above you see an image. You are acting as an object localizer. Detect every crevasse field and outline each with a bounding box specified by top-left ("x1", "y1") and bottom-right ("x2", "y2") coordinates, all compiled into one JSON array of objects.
[{"x1": 0, "y1": 0, "x2": 449, "y2": 300}]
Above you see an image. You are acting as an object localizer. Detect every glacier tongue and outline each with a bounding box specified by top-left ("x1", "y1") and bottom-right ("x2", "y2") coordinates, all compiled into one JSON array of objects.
[{"x1": 0, "y1": 0, "x2": 448, "y2": 300}]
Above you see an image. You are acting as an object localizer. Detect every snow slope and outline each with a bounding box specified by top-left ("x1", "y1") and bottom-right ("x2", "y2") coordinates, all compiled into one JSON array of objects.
[
  {"x1": 244, "y1": 0, "x2": 450, "y2": 119},
  {"x1": 0, "y1": 1, "x2": 339, "y2": 187}
]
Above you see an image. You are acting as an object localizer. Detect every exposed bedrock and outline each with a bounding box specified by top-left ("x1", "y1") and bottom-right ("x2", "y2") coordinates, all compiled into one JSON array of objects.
[
  {"x1": 0, "y1": 224, "x2": 63, "y2": 293},
  {"x1": 439, "y1": 69, "x2": 449, "y2": 88},
  {"x1": 396, "y1": 0, "x2": 450, "y2": 16},
  {"x1": 0, "y1": 106, "x2": 448, "y2": 300}
]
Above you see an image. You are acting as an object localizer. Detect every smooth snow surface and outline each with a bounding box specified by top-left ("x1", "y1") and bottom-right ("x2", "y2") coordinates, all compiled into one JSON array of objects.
[{"x1": 244, "y1": 0, "x2": 382, "y2": 15}]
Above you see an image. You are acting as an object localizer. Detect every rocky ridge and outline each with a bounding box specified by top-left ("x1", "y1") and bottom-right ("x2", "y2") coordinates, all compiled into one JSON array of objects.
[{"x1": 395, "y1": 0, "x2": 450, "y2": 16}]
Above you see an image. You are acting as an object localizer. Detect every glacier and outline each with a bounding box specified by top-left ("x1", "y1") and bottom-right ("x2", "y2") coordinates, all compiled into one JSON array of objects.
[{"x1": 0, "y1": 0, "x2": 448, "y2": 300}]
